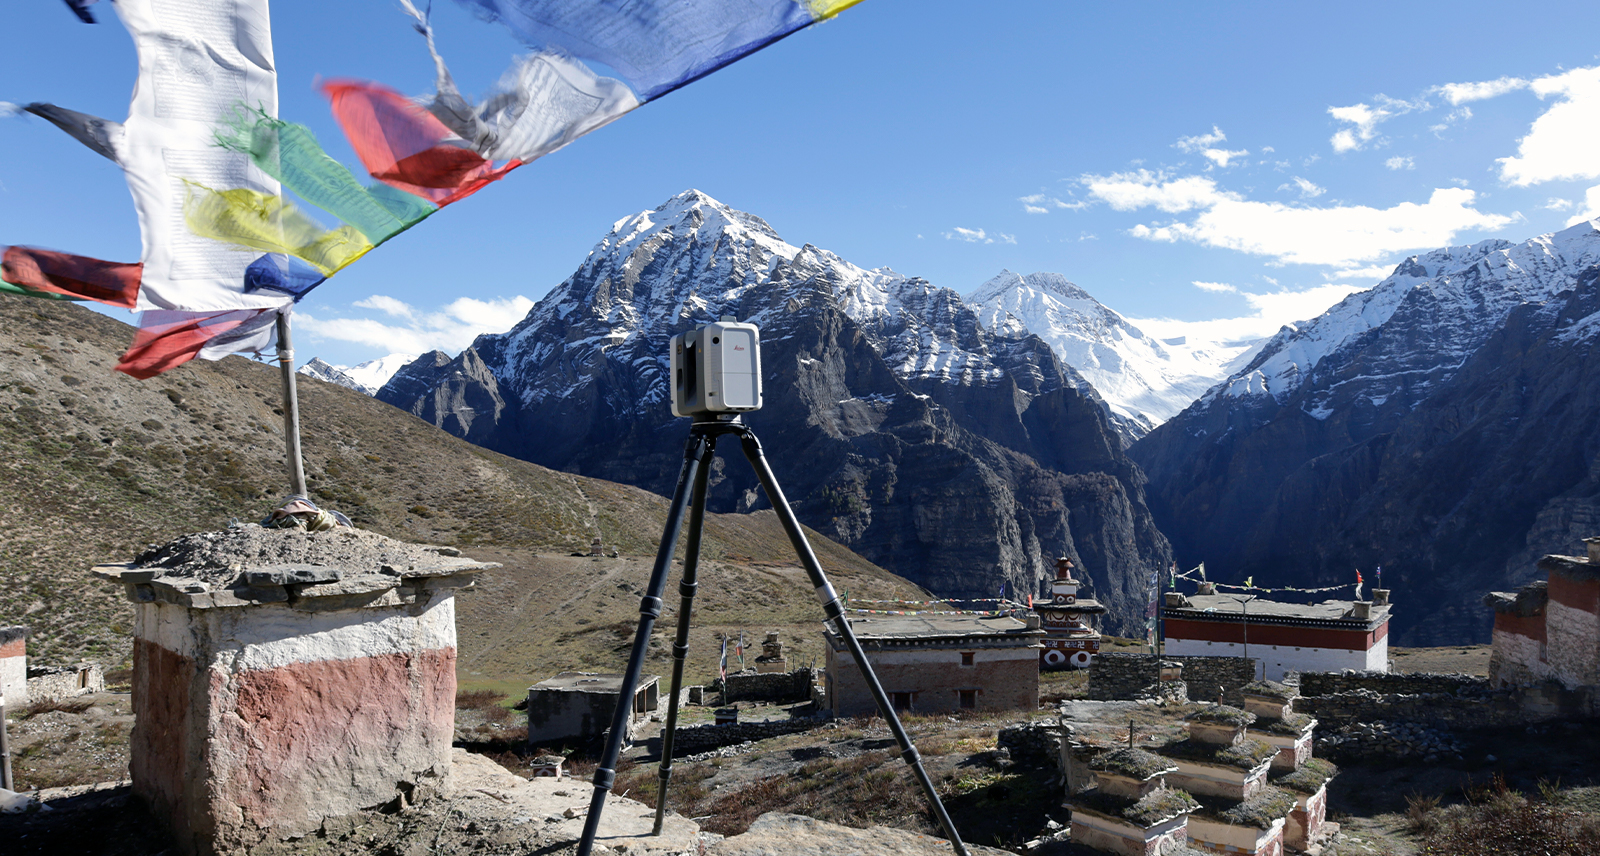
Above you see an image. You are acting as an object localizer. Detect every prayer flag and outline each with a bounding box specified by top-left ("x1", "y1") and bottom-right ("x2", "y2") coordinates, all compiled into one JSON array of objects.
[
  {"x1": 447, "y1": 0, "x2": 864, "y2": 101},
  {"x1": 62, "y1": 0, "x2": 99, "y2": 25},
  {"x1": 718, "y1": 636, "x2": 728, "y2": 683}
]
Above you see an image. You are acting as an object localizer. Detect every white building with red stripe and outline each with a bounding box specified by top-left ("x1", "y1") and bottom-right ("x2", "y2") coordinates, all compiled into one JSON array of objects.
[{"x1": 1161, "y1": 584, "x2": 1391, "y2": 681}]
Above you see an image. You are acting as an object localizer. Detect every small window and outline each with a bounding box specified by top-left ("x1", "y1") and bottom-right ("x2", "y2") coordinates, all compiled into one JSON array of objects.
[
  {"x1": 891, "y1": 692, "x2": 914, "y2": 712},
  {"x1": 959, "y1": 689, "x2": 977, "y2": 710},
  {"x1": 960, "y1": 652, "x2": 975, "y2": 666}
]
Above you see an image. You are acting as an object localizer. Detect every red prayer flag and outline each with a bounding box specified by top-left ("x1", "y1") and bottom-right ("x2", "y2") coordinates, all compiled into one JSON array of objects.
[
  {"x1": 2, "y1": 246, "x2": 140, "y2": 308},
  {"x1": 321, "y1": 80, "x2": 520, "y2": 207}
]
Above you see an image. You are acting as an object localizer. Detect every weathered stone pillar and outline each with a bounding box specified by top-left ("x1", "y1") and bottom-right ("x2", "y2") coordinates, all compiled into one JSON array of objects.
[{"x1": 94, "y1": 534, "x2": 490, "y2": 856}]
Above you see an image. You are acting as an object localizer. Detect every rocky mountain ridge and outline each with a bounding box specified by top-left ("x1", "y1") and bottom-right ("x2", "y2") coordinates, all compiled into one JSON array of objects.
[
  {"x1": 380, "y1": 190, "x2": 1173, "y2": 629},
  {"x1": 1132, "y1": 220, "x2": 1600, "y2": 644}
]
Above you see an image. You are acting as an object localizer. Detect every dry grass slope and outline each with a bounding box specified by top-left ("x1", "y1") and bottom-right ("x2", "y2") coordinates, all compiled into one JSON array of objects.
[{"x1": 0, "y1": 298, "x2": 928, "y2": 679}]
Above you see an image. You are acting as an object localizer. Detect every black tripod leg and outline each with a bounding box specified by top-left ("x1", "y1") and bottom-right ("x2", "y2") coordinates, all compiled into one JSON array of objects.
[
  {"x1": 737, "y1": 430, "x2": 971, "y2": 856},
  {"x1": 577, "y1": 433, "x2": 713, "y2": 856},
  {"x1": 652, "y1": 433, "x2": 716, "y2": 834}
]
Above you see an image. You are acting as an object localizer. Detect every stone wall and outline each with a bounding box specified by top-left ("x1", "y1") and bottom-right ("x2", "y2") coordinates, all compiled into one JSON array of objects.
[
  {"x1": 26, "y1": 663, "x2": 104, "y2": 701},
  {"x1": 1294, "y1": 671, "x2": 1599, "y2": 729},
  {"x1": 1296, "y1": 671, "x2": 1487, "y2": 698},
  {"x1": 656, "y1": 717, "x2": 824, "y2": 758},
  {"x1": 998, "y1": 721, "x2": 1063, "y2": 769},
  {"x1": 710, "y1": 668, "x2": 814, "y2": 704},
  {"x1": 1087, "y1": 653, "x2": 1254, "y2": 704}
]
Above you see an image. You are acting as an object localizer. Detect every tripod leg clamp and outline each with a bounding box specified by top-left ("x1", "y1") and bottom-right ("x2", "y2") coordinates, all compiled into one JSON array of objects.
[
  {"x1": 592, "y1": 767, "x2": 616, "y2": 792},
  {"x1": 639, "y1": 596, "x2": 663, "y2": 619}
]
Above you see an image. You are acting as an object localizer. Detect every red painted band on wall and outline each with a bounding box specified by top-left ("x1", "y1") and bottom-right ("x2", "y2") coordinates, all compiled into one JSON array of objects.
[
  {"x1": 1492, "y1": 610, "x2": 1547, "y2": 643},
  {"x1": 1548, "y1": 572, "x2": 1600, "y2": 614},
  {"x1": 1164, "y1": 617, "x2": 1383, "y2": 651}
]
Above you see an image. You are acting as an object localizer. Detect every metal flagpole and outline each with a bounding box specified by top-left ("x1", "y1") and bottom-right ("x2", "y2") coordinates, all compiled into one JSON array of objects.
[{"x1": 274, "y1": 310, "x2": 309, "y2": 497}]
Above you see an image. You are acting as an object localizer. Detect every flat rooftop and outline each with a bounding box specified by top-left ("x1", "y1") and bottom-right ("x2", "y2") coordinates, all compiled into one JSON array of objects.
[
  {"x1": 531, "y1": 672, "x2": 659, "y2": 693},
  {"x1": 1166, "y1": 595, "x2": 1389, "y2": 629},
  {"x1": 831, "y1": 614, "x2": 1042, "y2": 645}
]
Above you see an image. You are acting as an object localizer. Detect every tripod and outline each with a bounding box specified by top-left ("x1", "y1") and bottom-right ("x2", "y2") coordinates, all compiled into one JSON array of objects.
[{"x1": 576, "y1": 417, "x2": 970, "y2": 856}]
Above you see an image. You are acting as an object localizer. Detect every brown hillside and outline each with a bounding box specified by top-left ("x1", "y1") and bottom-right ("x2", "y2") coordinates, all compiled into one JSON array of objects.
[{"x1": 0, "y1": 297, "x2": 927, "y2": 683}]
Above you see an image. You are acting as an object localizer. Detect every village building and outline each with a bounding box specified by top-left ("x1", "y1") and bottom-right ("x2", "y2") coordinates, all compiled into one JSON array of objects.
[
  {"x1": 525, "y1": 671, "x2": 661, "y2": 747},
  {"x1": 1162, "y1": 584, "x2": 1392, "y2": 681},
  {"x1": 1036, "y1": 556, "x2": 1107, "y2": 669},
  {"x1": 1486, "y1": 537, "x2": 1600, "y2": 696},
  {"x1": 822, "y1": 612, "x2": 1043, "y2": 717}
]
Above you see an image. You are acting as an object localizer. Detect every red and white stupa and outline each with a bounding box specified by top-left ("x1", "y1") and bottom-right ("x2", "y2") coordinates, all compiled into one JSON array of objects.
[{"x1": 1036, "y1": 556, "x2": 1106, "y2": 669}]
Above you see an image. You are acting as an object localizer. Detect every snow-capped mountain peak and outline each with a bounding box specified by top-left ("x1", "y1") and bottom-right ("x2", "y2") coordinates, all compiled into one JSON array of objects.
[
  {"x1": 1212, "y1": 220, "x2": 1600, "y2": 412},
  {"x1": 298, "y1": 353, "x2": 417, "y2": 396},
  {"x1": 967, "y1": 271, "x2": 1257, "y2": 438}
]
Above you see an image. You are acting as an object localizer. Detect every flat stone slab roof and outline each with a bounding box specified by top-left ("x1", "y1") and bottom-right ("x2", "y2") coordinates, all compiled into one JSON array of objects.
[
  {"x1": 840, "y1": 614, "x2": 1040, "y2": 640},
  {"x1": 1169, "y1": 594, "x2": 1388, "y2": 627},
  {"x1": 532, "y1": 672, "x2": 660, "y2": 693},
  {"x1": 92, "y1": 525, "x2": 495, "y2": 611}
]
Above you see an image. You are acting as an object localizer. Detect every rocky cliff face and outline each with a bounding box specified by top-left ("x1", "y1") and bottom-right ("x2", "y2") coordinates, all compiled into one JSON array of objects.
[
  {"x1": 380, "y1": 191, "x2": 1171, "y2": 630},
  {"x1": 1132, "y1": 221, "x2": 1600, "y2": 644}
]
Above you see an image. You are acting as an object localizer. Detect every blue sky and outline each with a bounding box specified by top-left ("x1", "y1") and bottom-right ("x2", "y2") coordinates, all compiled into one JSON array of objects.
[{"x1": 3, "y1": 1, "x2": 1600, "y2": 371}]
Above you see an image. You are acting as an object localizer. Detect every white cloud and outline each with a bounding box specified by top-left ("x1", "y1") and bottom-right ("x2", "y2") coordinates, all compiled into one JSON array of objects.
[
  {"x1": 944, "y1": 227, "x2": 1014, "y2": 245},
  {"x1": 1497, "y1": 65, "x2": 1600, "y2": 186},
  {"x1": 1428, "y1": 107, "x2": 1472, "y2": 135},
  {"x1": 1083, "y1": 171, "x2": 1515, "y2": 267},
  {"x1": 1261, "y1": 146, "x2": 1276, "y2": 154},
  {"x1": 1544, "y1": 198, "x2": 1575, "y2": 212},
  {"x1": 1385, "y1": 156, "x2": 1415, "y2": 171},
  {"x1": 299, "y1": 294, "x2": 534, "y2": 357},
  {"x1": 1175, "y1": 126, "x2": 1228, "y2": 152},
  {"x1": 1130, "y1": 282, "x2": 1367, "y2": 345},
  {"x1": 1081, "y1": 170, "x2": 1231, "y2": 213},
  {"x1": 1278, "y1": 177, "x2": 1325, "y2": 198},
  {"x1": 1203, "y1": 148, "x2": 1250, "y2": 168},
  {"x1": 1437, "y1": 76, "x2": 1528, "y2": 105},
  {"x1": 1018, "y1": 193, "x2": 1082, "y2": 214},
  {"x1": 353, "y1": 294, "x2": 418, "y2": 320},
  {"x1": 1192, "y1": 281, "x2": 1237, "y2": 293},
  {"x1": 1328, "y1": 96, "x2": 1419, "y2": 152},
  {"x1": 1569, "y1": 185, "x2": 1600, "y2": 227}
]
